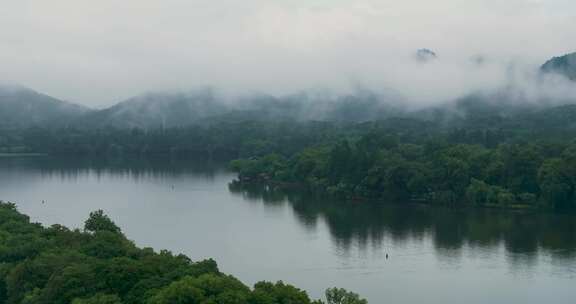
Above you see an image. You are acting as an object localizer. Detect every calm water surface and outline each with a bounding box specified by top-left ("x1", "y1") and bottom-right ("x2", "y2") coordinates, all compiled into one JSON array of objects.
[{"x1": 1, "y1": 157, "x2": 576, "y2": 304}]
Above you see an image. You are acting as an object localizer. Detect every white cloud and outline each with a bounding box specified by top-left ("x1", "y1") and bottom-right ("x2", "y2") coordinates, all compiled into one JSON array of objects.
[{"x1": 0, "y1": 0, "x2": 574, "y2": 106}]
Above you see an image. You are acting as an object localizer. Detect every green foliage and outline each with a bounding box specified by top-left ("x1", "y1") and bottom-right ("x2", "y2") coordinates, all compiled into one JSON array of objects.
[
  {"x1": 72, "y1": 293, "x2": 123, "y2": 304},
  {"x1": 325, "y1": 288, "x2": 367, "y2": 304},
  {"x1": 538, "y1": 158, "x2": 575, "y2": 209},
  {"x1": 466, "y1": 179, "x2": 516, "y2": 206},
  {"x1": 231, "y1": 131, "x2": 576, "y2": 210},
  {"x1": 147, "y1": 274, "x2": 251, "y2": 304},
  {"x1": 252, "y1": 281, "x2": 315, "y2": 304},
  {"x1": 84, "y1": 210, "x2": 121, "y2": 234}
]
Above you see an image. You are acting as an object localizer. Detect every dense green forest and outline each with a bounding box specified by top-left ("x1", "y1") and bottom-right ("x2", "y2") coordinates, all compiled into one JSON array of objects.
[
  {"x1": 230, "y1": 136, "x2": 576, "y2": 210},
  {"x1": 0, "y1": 201, "x2": 366, "y2": 304},
  {"x1": 224, "y1": 103, "x2": 576, "y2": 210},
  {"x1": 0, "y1": 122, "x2": 340, "y2": 159},
  {"x1": 5, "y1": 100, "x2": 576, "y2": 158}
]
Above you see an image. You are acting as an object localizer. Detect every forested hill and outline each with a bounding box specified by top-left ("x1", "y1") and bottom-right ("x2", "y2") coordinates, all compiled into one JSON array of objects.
[
  {"x1": 0, "y1": 85, "x2": 88, "y2": 128},
  {"x1": 78, "y1": 89, "x2": 405, "y2": 129},
  {"x1": 1, "y1": 51, "x2": 576, "y2": 158},
  {"x1": 1, "y1": 86, "x2": 403, "y2": 129},
  {"x1": 80, "y1": 89, "x2": 227, "y2": 129},
  {"x1": 2, "y1": 86, "x2": 576, "y2": 132},
  {"x1": 2, "y1": 98, "x2": 576, "y2": 158},
  {"x1": 541, "y1": 51, "x2": 576, "y2": 80},
  {"x1": 1, "y1": 50, "x2": 575, "y2": 130}
]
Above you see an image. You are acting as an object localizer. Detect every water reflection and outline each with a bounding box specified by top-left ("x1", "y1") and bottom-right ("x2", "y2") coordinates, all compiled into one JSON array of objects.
[
  {"x1": 229, "y1": 181, "x2": 576, "y2": 267},
  {"x1": 0, "y1": 156, "x2": 223, "y2": 181}
]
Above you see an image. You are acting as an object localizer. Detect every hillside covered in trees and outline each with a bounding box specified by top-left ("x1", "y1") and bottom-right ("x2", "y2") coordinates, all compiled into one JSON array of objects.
[
  {"x1": 541, "y1": 51, "x2": 576, "y2": 81},
  {"x1": 0, "y1": 85, "x2": 88, "y2": 129},
  {"x1": 3, "y1": 96, "x2": 576, "y2": 158},
  {"x1": 0, "y1": 51, "x2": 575, "y2": 131}
]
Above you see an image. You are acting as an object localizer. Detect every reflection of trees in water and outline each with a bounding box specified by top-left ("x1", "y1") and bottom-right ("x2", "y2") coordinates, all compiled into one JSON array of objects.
[
  {"x1": 0, "y1": 156, "x2": 226, "y2": 181},
  {"x1": 229, "y1": 181, "x2": 576, "y2": 265}
]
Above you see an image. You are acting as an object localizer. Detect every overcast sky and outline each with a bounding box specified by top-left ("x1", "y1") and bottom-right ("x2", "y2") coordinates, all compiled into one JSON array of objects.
[{"x1": 0, "y1": 0, "x2": 575, "y2": 107}]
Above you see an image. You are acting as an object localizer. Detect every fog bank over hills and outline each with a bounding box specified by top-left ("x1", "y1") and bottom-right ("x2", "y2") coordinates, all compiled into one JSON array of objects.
[
  {"x1": 0, "y1": 84, "x2": 89, "y2": 128},
  {"x1": 1, "y1": 51, "x2": 576, "y2": 129},
  {"x1": 541, "y1": 52, "x2": 576, "y2": 81}
]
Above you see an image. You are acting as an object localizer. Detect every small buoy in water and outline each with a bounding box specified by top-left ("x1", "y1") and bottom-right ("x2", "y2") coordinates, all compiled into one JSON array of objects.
[
  {"x1": 42, "y1": 200, "x2": 45, "y2": 204},
  {"x1": 386, "y1": 254, "x2": 389, "y2": 259}
]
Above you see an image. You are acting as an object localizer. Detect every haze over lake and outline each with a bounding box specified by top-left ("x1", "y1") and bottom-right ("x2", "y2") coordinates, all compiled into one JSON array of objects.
[{"x1": 2, "y1": 156, "x2": 575, "y2": 304}]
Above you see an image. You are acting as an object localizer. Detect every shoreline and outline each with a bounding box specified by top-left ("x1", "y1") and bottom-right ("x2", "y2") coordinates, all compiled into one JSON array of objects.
[
  {"x1": 0, "y1": 153, "x2": 49, "y2": 157},
  {"x1": 231, "y1": 179, "x2": 549, "y2": 214}
]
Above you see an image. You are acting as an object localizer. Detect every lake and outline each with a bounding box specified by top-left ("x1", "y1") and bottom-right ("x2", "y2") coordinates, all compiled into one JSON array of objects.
[{"x1": 1, "y1": 156, "x2": 575, "y2": 303}]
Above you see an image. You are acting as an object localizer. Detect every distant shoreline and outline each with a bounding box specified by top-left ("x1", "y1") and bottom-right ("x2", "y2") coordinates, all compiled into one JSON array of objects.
[
  {"x1": 231, "y1": 179, "x2": 543, "y2": 213},
  {"x1": 0, "y1": 153, "x2": 48, "y2": 157}
]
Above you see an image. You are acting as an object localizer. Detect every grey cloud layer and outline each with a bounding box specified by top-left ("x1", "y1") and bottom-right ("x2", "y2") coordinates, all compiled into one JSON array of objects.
[{"x1": 0, "y1": 0, "x2": 575, "y2": 106}]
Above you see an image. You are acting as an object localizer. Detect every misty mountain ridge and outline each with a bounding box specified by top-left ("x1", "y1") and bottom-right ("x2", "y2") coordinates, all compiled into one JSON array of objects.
[
  {"x1": 0, "y1": 84, "x2": 89, "y2": 128},
  {"x1": 541, "y1": 51, "x2": 576, "y2": 81},
  {"x1": 2, "y1": 51, "x2": 576, "y2": 130},
  {"x1": 1, "y1": 86, "x2": 572, "y2": 131},
  {"x1": 80, "y1": 89, "x2": 228, "y2": 128},
  {"x1": 415, "y1": 49, "x2": 438, "y2": 63},
  {"x1": 76, "y1": 87, "x2": 409, "y2": 129}
]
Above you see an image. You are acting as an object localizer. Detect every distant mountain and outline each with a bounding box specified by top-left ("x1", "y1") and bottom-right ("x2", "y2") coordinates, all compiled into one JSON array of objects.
[
  {"x1": 82, "y1": 89, "x2": 228, "y2": 129},
  {"x1": 0, "y1": 85, "x2": 88, "y2": 128},
  {"x1": 3, "y1": 65, "x2": 576, "y2": 131},
  {"x1": 415, "y1": 49, "x2": 438, "y2": 63},
  {"x1": 79, "y1": 88, "x2": 407, "y2": 128},
  {"x1": 0, "y1": 83, "x2": 406, "y2": 130},
  {"x1": 541, "y1": 52, "x2": 576, "y2": 80},
  {"x1": 229, "y1": 90, "x2": 405, "y2": 123}
]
